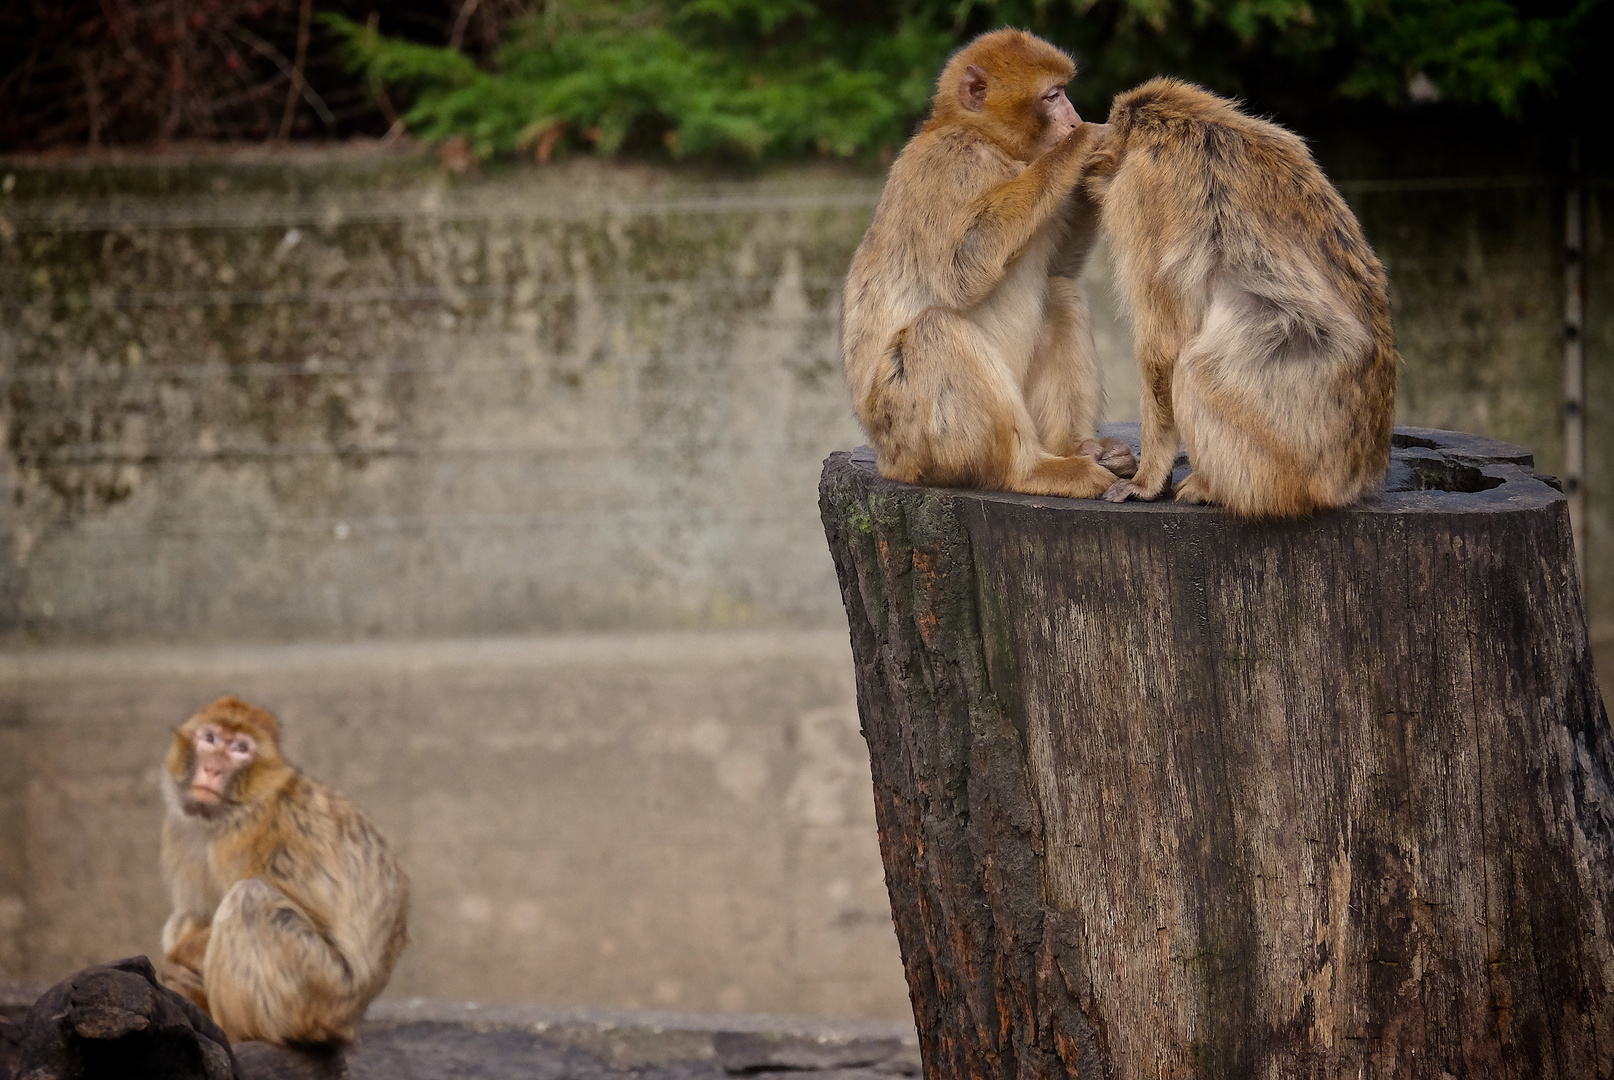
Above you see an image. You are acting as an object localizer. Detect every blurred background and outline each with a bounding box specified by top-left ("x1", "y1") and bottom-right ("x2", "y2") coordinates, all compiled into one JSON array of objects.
[{"x1": 0, "y1": 0, "x2": 1609, "y2": 1021}]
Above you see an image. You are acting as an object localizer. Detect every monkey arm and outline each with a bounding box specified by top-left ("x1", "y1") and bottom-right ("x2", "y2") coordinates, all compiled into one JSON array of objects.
[
  {"x1": 1049, "y1": 187, "x2": 1101, "y2": 281},
  {"x1": 1104, "y1": 315, "x2": 1186, "y2": 503},
  {"x1": 942, "y1": 125, "x2": 1104, "y2": 309},
  {"x1": 158, "y1": 912, "x2": 212, "y2": 1010}
]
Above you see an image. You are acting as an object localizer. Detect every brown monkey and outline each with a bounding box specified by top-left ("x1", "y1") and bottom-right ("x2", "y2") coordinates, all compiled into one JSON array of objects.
[
  {"x1": 160, "y1": 696, "x2": 409, "y2": 1047},
  {"x1": 1087, "y1": 78, "x2": 1397, "y2": 517},
  {"x1": 841, "y1": 28, "x2": 1136, "y2": 496}
]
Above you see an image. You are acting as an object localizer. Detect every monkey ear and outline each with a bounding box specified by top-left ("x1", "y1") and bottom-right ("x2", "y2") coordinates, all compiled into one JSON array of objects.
[{"x1": 959, "y1": 65, "x2": 989, "y2": 112}]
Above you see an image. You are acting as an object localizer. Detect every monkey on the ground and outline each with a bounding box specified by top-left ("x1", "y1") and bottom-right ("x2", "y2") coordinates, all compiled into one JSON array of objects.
[
  {"x1": 1087, "y1": 78, "x2": 1397, "y2": 517},
  {"x1": 160, "y1": 696, "x2": 409, "y2": 1047},
  {"x1": 841, "y1": 28, "x2": 1136, "y2": 497}
]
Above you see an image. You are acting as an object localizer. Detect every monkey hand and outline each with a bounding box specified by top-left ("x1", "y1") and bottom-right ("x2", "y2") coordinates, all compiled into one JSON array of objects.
[
  {"x1": 1078, "y1": 123, "x2": 1119, "y2": 176},
  {"x1": 1102, "y1": 477, "x2": 1167, "y2": 503},
  {"x1": 1079, "y1": 437, "x2": 1137, "y2": 478},
  {"x1": 1059, "y1": 123, "x2": 1104, "y2": 151}
]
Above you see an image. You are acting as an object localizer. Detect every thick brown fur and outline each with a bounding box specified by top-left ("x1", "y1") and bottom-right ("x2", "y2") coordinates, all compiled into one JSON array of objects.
[
  {"x1": 160, "y1": 696, "x2": 409, "y2": 1048},
  {"x1": 841, "y1": 28, "x2": 1136, "y2": 497},
  {"x1": 1088, "y1": 78, "x2": 1397, "y2": 517}
]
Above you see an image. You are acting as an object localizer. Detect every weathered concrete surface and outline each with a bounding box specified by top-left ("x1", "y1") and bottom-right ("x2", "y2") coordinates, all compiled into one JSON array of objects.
[
  {"x1": 0, "y1": 631, "x2": 910, "y2": 1018},
  {"x1": 0, "y1": 155, "x2": 868, "y2": 641},
  {"x1": 0, "y1": 147, "x2": 1608, "y2": 1018},
  {"x1": 0, "y1": 150, "x2": 1133, "y2": 645},
  {"x1": 0, "y1": 152, "x2": 1606, "y2": 637},
  {"x1": 1348, "y1": 178, "x2": 1610, "y2": 633}
]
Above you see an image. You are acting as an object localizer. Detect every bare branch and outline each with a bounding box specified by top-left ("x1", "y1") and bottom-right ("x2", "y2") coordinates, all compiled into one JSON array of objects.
[
  {"x1": 277, "y1": 0, "x2": 312, "y2": 141},
  {"x1": 448, "y1": 0, "x2": 484, "y2": 52}
]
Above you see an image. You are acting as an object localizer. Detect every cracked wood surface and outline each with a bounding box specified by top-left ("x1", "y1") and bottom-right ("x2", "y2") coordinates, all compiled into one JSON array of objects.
[{"x1": 820, "y1": 423, "x2": 1614, "y2": 1079}]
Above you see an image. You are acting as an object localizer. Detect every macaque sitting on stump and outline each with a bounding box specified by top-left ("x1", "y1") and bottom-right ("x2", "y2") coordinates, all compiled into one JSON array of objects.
[
  {"x1": 1088, "y1": 78, "x2": 1398, "y2": 517},
  {"x1": 841, "y1": 28, "x2": 1136, "y2": 497},
  {"x1": 160, "y1": 696, "x2": 409, "y2": 1047}
]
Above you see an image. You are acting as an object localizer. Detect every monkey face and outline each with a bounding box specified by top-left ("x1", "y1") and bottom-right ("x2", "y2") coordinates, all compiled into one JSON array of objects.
[
  {"x1": 1030, "y1": 83, "x2": 1079, "y2": 158},
  {"x1": 180, "y1": 722, "x2": 257, "y2": 816},
  {"x1": 957, "y1": 68, "x2": 1080, "y2": 162},
  {"x1": 165, "y1": 696, "x2": 286, "y2": 821},
  {"x1": 943, "y1": 29, "x2": 1079, "y2": 163}
]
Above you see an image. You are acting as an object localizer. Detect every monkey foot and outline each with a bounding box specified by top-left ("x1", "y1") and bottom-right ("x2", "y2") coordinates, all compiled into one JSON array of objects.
[
  {"x1": 1097, "y1": 438, "x2": 1137, "y2": 479},
  {"x1": 1077, "y1": 438, "x2": 1137, "y2": 479},
  {"x1": 1102, "y1": 479, "x2": 1164, "y2": 503},
  {"x1": 159, "y1": 964, "x2": 209, "y2": 1013},
  {"x1": 1173, "y1": 473, "x2": 1213, "y2": 505}
]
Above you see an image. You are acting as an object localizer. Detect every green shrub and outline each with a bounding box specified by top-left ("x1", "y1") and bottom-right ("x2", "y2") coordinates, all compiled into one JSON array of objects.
[{"x1": 327, "y1": 0, "x2": 1603, "y2": 162}]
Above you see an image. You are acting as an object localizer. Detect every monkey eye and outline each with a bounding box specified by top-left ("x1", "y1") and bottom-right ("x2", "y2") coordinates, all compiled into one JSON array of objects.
[
  {"x1": 228, "y1": 737, "x2": 255, "y2": 758},
  {"x1": 199, "y1": 728, "x2": 220, "y2": 746}
]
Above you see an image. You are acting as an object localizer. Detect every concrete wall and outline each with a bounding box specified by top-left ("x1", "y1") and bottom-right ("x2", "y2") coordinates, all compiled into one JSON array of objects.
[
  {"x1": 0, "y1": 632, "x2": 906, "y2": 1017},
  {"x1": 0, "y1": 145, "x2": 1608, "y2": 1018}
]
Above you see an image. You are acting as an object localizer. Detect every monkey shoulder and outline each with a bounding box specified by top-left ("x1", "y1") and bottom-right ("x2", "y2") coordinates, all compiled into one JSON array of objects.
[
  {"x1": 883, "y1": 126, "x2": 1014, "y2": 214},
  {"x1": 852, "y1": 127, "x2": 1015, "y2": 292},
  {"x1": 291, "y1": 775, "x2": 391, "y2": 848},
  {"x1": 241, "y1": 775, "x2": 397, "y2": 882}
]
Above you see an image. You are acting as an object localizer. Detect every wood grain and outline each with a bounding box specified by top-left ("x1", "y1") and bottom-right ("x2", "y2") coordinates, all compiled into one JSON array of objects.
[{"x1": 820, "y1": 423, "x2": 1613, "y2": 1079}]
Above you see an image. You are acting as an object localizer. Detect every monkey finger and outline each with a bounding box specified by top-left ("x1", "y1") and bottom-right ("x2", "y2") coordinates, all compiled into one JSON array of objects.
[{"x1": 1102, "y1": 479, "x2": 1142, "y2": 503}]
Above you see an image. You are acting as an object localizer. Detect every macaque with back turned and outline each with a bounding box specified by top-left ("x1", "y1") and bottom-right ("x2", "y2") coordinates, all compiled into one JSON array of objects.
[{"x1": 1087, "y1": 78, "x2": 1398, "y2": 517}]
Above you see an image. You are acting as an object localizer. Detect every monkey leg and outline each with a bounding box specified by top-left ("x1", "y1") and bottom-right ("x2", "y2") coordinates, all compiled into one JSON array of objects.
[
  {"x1": 870, "y1": 306, "x2": 1116, "y2": 498},
  {"x1": 1103, "y1": 328, "x2": 1181, "y2": 503},
  {"x1": 1171, "y1": 471, "x2": 1215, "y2": 505},
  {"x1": 203, "y1": 878, "x2": 362, "y2": 1046},
  {"x1": 1017, "y1": 451, "x2": 1124, "y2": 498},
  {"x1": 1170, "y1": 367, "x2": 1305, "y2": 517},
  {"x1": 160, "y1": 919, "x2": 212, "y2": 1011},
  {"x1": 1024, "y1": 277, "x2": 1101, "y2": 455},
  {"x1": 1168, "y1": 286, "x2": 1349, "y2": 517},
  {"x1": 1022, "y1": 279, "x2": 1139, "y2": 479}
]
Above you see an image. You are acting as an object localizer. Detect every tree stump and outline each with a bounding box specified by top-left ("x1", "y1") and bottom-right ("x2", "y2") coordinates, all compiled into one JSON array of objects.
[{"x1": 819, "y1": 424, "x2": 1614, "y2": 1079}]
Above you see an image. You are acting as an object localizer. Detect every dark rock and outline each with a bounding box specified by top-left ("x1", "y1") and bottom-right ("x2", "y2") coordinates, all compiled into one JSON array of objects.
[
  {"x1": 1, "y1": 1017, "x2": 23, "y2": 1080},
  {"x1": 13, "y1": 956, "x2": 232, "y2": 1080}
]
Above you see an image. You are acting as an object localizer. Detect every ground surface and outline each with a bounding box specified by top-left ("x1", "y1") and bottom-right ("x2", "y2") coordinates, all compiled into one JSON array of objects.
[
  {"x1": 349, "y1": 1022, "x2": 915, "y2": 1080},
  {"x1": 0, "y1": 985, "x2": 921, "y2": 1080}
]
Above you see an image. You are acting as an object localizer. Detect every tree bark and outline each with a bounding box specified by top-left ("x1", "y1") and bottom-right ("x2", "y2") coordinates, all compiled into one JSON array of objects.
[{"x1": 819, "y1": 424, "x2": 1614, "y2": 1079}]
